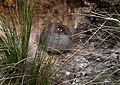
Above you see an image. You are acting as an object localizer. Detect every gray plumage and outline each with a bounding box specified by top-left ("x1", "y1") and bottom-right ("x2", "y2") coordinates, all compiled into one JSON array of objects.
[{"x1": 39, "y1": 22, "x2": 71, "y2": 52}]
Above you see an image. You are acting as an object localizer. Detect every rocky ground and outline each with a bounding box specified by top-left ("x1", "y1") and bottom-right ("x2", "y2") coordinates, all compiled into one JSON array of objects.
[{"x1": 0, "y1": 0, "x2": 120, "y2": 85}]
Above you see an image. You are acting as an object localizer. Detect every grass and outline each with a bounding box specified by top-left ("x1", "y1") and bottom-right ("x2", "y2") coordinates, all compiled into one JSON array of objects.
[
  {"x1": 0, "y1": 0, "x2": 56, "y2": 85},
  {"x1": 77, "y1": 6, "x2": 120, "y2": 84},
  {"x1": 0, "y1": 0, "x2": 120, "y2": 85}
]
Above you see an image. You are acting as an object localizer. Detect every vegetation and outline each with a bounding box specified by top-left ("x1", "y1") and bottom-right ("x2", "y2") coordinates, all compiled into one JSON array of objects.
[
  {"x1": 0, "y1": 0, "x2": 55, "y2": 85},
  {"x1": 0, "y1": 0, "x2": 120, "y2": 85}
]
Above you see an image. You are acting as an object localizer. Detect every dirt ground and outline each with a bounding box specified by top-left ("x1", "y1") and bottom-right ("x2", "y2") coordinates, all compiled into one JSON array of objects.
[{"x1": 0, "y1": 0, "x2": 120, "y2": 85}]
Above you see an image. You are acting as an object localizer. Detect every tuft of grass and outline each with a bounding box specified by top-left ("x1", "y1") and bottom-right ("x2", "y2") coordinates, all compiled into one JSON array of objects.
[{"x1": 0, "y1": 0, "x2": 56, "y2": 85}]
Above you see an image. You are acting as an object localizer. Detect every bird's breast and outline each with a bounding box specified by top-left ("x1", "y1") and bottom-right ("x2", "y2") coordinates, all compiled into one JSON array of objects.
[{"x1": 46, "y1": 33, "x2": 70, "y2": 51}]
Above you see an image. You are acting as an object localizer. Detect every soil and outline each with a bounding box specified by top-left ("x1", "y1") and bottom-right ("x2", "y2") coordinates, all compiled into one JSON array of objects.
[{"x1": 0, "y1": 0, "x2": 120, "y2": 85}]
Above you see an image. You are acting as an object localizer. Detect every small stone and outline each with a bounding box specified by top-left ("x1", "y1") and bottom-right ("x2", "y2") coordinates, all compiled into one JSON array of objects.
[{"x1": 66, "y1": 71, "x2": 71, "y2": 75}]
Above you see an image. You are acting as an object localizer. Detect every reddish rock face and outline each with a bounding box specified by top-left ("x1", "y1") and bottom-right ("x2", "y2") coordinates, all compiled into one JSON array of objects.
[
  {"x1": 4, "y1": 0, "x2": 14, "y2": 7},
  {"x1": 66, "y1": 0, "x2": 85, "y2": 8}
]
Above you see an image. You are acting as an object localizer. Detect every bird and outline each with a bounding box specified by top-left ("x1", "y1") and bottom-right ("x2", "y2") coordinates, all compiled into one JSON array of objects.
[{"x1": 39, "y1": 22, "x2": 71, "y2": 53}]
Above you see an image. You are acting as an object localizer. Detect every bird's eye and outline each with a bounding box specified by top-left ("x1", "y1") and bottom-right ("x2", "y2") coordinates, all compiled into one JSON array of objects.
[{"x1": 56, "y1": 28, "x2": 63, "y2": 32}]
